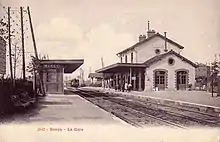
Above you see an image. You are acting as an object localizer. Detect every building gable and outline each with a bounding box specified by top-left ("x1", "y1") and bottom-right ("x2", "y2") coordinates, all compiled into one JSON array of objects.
[
  {"x1": 143, "y1": 50, "x2": 197, "y2": 68},
  {"x1": 135, "y1": 35, "x2": 183, "y2": 63},
  {"x1": 116, "y1": 33, "x2": 184, "y2": 56}
]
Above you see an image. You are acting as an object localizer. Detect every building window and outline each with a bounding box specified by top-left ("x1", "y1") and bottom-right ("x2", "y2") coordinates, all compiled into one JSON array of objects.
[
  {"x1": 120, "y1": 56, "x2": 122, "y2": 63},
  {"x1": 155, "y1": 71, "x2": 165, "y2": 85},
  {"x1": 46, "y1": 69, "x2": 57, "y2": 83},
  {"x1": 155, "y1": 75, "x2": 160, "y2": 84},
  {"x1": 155, "y1": 49, "x2": 160, "y2": 54},
  {"x1": 131, "y1": 52, "x2": 133, "y2": 63},
  {"x1": 125, "y1": 55, "x2": 127, "y2": 63},
  {"x1": 160, "y1": 75, "x2": 165, "y2": 84},
  {"x1": 181, "y1": 75, "x2": 186, "y2": 84},
  {"x1": 168, "y1": 58, "x2": 175, "y2": 66}
]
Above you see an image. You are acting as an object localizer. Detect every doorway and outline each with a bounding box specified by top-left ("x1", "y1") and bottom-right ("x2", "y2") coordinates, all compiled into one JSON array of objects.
[
  {"x1": 154, "y1": 71, "x2": 166, "y2": 90},
  {"x1": 176, "y1": 71, "x2": 188, "y2": 90}
]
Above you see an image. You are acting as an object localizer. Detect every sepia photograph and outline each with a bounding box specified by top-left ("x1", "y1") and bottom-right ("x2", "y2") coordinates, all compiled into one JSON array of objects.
[{"x1": 0, "y1": 0, "x2": 220, "y2": 141}]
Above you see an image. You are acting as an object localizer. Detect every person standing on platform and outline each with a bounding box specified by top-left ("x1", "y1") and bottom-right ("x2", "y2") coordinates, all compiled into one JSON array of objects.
[
  {"x1": 128, "y1": 83, "x2": 132, "y2": 92},
  {"x1": 122, "y1": 81, "x2": 125, "y2": 92},
  {"x1": 125, "y1": 82, "x2": 128, "y2": 92},
  {"x1": 116, "y1": 84, "x2": 119, "y2": 91}
]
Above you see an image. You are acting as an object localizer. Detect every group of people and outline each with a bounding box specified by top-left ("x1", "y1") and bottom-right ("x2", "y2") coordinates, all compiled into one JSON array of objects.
[{"x1": 115, "y1": 82, "x2": 132, "y2": 92}]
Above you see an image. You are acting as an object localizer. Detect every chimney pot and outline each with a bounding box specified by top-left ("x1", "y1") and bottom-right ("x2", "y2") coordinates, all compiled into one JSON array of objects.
[
  {"x1": 139, "y1": 34, "x2": 146, "y2": 42},
  {"x1": 147, "y1": 29, "x2": 156, "y2": 38}
]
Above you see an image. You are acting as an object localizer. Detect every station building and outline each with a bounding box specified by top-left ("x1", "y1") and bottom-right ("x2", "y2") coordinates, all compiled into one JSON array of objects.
[
  {"x1": 96, "y1": 23, "x2": 198, "y2": 91},
  {"x1": 40, "y1": 59, "x2": 84, "y2": 94}
]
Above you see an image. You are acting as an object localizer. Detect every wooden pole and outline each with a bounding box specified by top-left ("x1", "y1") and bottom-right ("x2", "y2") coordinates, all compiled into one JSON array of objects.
[
  {"x1": 21, "y1": 7, "x2": 25, "y2": 80},
  {"x1": 8, "y1": 7, "x2": 13, "y2": 80},
  {"x1": 27, "y1": 6, "x2": 45, "y2": 96},
  {"x1": 27, "y1": 6, "x2": 38, "y2": 59},
  {"x1": 13, "y1": 44, "x2": 16, "y2": 79}
]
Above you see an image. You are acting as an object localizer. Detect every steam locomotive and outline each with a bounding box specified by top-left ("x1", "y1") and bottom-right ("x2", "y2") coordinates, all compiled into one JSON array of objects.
[{"x1": 71, "y1": 78, "x2": 80, "y2": 88}]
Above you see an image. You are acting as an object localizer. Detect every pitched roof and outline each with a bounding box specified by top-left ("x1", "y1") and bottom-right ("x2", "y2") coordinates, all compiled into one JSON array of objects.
[
  {"x1": 143, "y1": 50, "x2": 198, "y2": 68},
  {"x1": 116, "y1": 33, "x2": 184, "y2": 55}
]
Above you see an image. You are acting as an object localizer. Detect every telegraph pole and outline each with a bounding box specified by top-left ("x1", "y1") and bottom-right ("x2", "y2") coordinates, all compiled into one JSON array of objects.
[
  {"x1": 8, "y1": 7, "x2": 13, "y2": 80},
  {"x1": 27, "y1": 6, "x2": 38, "y2": 59},
  {"x1": 27, "y1": 6, "x2": 45, "y2": 96},
  {"x1": 20, "y1": 7, "x2": 25, "y2": 80}
]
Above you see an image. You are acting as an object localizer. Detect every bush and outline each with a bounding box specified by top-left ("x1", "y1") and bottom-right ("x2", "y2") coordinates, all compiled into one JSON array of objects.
[
  {"x1": 188, "y1": 84, "x2": 192, "y2": 88},
  {"x1": 0, "y1": 78, "x2": 35, "y2": 115},
  {"x1": 187, "y1": 84, "x2": 192, "y2": 91},
  {"x1": 0, "y1": 79, "x2": 16, "y2": 114}
]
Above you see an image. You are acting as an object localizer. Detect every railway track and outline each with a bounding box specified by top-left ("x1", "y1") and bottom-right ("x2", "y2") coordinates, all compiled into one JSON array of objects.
[
  {"x1": 69, "y1": 88, "x2": 188, "y2": 129},
  {"x1": 86, "y1": 89, "x2": 220, "y2": 121},
  {"x1": 127, "y1": 97, "x2": 220, "y2": 125},
  {"x1": 76, "y1": 89, "x2": 220, "y2": 128}
]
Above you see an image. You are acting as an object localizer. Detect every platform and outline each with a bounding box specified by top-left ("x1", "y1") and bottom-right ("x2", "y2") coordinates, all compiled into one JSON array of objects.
[
  {"x1": 82, "y1": 87, "x2": 220, "y2": 113},
  {"x1": 1, "y1": 94, "x2": 129, "y2": 126}
]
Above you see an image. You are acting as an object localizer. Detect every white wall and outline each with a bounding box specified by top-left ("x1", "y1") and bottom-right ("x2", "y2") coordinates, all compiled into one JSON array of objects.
[
  {"x1": 120, "y1": 50, "x2": 137, "y2": 63},
  {"x1": 136, "y1": 36, "x2": 181, "y2": 63},
  {"x1": 119, "y1": 36, "x2": 182, "y2": 63},
  {"x1": 144, "y1": 54, "x2": 196, "y2": 91}
]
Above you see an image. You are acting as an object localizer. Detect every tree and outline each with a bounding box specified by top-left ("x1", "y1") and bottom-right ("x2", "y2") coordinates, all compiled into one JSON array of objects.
[
  {"x1": 210, "y1": 59, "x2": 220, "y2": 97},
  {"x1": 12, "y1": 40, "x2": 22, "y2": 79},
  {"x1": 1, "y1": 15, "x2": 16, "y2": 80},
  {"x1": 26, "y1": 54, "x2": 49, "y2": 96},
  {"x1": 0, "y1": 17, "x2": 15, "y2": 41},
  {"x1": 26, "y1": 55, "x2": 40, "y2": 96},
  {"x1": 0, "y1": 18, "x2": 8, "y2": 40}
]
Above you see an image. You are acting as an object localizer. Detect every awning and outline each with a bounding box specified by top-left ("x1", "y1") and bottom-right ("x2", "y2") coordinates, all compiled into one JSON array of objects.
[
  {"x1": 96, "y1": 63, "x2": 146, "y2": 73},
  {"x1": 40, "y1": 59, "x2": 84, "y2": 73}
]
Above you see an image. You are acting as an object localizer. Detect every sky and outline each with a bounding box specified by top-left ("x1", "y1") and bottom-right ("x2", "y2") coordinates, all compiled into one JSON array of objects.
[{"x1": 0, "y1": 0, "x2": 220, "y2": 79}]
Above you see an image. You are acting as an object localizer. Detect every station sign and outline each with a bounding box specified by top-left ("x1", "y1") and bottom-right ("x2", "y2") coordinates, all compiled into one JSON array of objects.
[{"x1": 43, "y1": 64, "x2": 62, "y2": 68}]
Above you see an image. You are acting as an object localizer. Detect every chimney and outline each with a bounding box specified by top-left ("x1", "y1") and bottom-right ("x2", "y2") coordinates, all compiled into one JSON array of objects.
[
  {"x1": 139, "y1": 34, "x2": 146, "y2": 42},
  {"x1": 147, "y1": 30, "x2": 156, "y2": 38},
  {"x1": 164, "y1": 32, "x2": 168, "y2": 52},
  {"x1": 148, "y1": 21, "x2": 150, "y2": 31},
  {"x1": 147, "y1": 21, "x2": 156, "y2": 37}
]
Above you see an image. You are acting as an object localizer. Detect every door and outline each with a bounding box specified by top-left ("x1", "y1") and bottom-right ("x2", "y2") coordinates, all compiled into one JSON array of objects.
[
  {"x1": 45, "y1": 69, "x2": 60, "y2": 93},
  {"x1": 177, "y1": 71, "x2": 187, "y2": 90},
  {"x1": 155, "y1": 71, "x2": 166, "y2": 90}
]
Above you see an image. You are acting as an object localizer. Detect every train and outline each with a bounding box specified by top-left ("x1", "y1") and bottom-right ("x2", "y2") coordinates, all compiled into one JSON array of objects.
[{"x1": 71, "y1": 78, "x2": 80, "y2": 88}]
